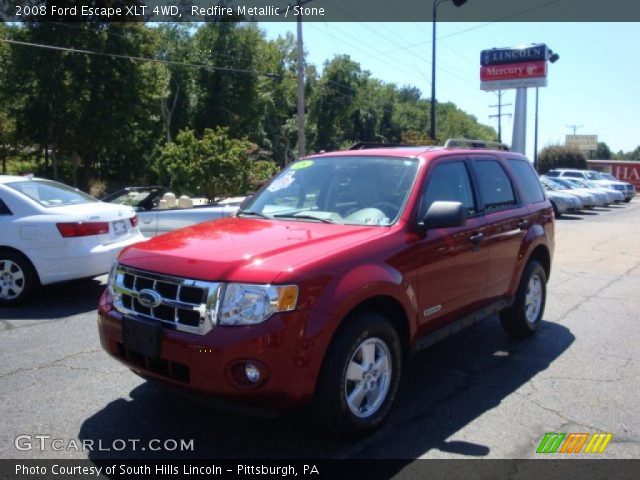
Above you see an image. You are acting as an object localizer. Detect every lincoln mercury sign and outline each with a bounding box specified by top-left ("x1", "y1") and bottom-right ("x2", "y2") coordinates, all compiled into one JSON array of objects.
[{"x1": 480, "y1": 44, "x2": 549, "y2": 91}]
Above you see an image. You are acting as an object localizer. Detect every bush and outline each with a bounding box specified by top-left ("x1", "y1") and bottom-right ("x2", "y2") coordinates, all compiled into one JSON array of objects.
[
  {"x1": 154, "y1": 127, "x2": 279, "y2": 202},
  {"x1": 538, "y1": 145, "x2": 587, "y2": 174}
]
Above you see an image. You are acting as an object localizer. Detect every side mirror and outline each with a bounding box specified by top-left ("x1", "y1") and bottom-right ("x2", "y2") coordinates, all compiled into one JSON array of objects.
[{"x1": 417, "y1": 201, "x2": 467, "y2": 232}]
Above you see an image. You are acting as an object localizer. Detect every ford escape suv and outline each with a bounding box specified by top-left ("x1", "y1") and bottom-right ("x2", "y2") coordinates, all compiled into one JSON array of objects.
[{"x1": 98, "y1": 141, "x2": 554, "y2": 435}]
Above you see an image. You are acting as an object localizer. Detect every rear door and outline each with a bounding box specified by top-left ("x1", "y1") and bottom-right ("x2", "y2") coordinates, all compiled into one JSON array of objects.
[
  {"x1": 413, "y1": 157, "x2": 490, "y2": 335},
  {"x1": 470, "y1": 155, "x2": 530, "y2": 302}
]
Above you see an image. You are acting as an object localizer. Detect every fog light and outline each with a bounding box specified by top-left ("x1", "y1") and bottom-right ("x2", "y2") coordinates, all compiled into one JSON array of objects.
[{"x1": 244, "y1": 363, "x2": 261, "y2": 384}]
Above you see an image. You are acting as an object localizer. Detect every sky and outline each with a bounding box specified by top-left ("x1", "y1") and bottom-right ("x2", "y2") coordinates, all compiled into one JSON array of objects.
[{"x1": 259, "y1": 21, "x2": 640, "y2": 158}]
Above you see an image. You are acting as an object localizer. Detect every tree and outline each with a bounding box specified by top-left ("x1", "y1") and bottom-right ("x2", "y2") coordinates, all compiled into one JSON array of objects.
[
  {"x1": 538, "y1": 145, "x2": 587, "y2": 174},
  {"x1": 154, "y1": 127, "x2": 276, "y2": 201},
  {"x1": 595, "y1": 142, "x2": 612, "y2": 160}
]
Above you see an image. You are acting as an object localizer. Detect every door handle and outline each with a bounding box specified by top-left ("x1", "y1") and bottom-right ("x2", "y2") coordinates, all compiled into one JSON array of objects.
[
  {"x1": 469, "y1": 232, "x2": 484, "y2": 243},
  {"x1": 517, "y1": 219, "x2": 529, "y2": 229}
]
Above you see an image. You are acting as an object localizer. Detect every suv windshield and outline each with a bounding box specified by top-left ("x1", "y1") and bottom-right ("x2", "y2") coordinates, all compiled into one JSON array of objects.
[
  {"x1": 240, "y1": 156, "x2": 419, "y2": 226},
  {"x1": 6, "y1": 179, "x2": 96, "y2": 207}
]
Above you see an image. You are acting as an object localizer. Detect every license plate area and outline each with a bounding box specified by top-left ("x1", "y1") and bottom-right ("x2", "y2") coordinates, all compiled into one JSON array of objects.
[
  {"x1": 122, "y1": 317, "x2": 162, "y2": 359},
  {"x1": 113, "y1": 219, "x2": 127, "y2": 236}
]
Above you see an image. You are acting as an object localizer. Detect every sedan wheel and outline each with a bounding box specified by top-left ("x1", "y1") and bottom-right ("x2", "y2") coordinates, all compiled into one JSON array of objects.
[
  {"x1": 0, "y1": 259, "x2": 25, "y2": 300},
  {"x1": 0, "y1": 252, "x2": 37, "y2": 306}
]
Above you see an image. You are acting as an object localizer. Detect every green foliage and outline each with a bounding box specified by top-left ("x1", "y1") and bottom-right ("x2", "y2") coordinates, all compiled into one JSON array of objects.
[
  {"x1": 595, "y1": 142, "x2": 612, "y2": 160},
  {"x1": 538, "y1": 145, "x2": 587, "y2": 174},
  {"x1": 0, "y1": 22, "x2": 497, "y2": 192},
  {"x1": 155, "y1": 127, "x2": 274, "y2": 201}
]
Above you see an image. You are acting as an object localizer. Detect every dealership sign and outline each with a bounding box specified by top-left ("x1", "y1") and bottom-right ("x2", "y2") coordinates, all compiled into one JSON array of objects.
[
  {"x1": 480, "y1": 44, "x2": 549, "y2": 91},
  {"x1": 566, "y1": 135, "x2": 598, "y2": 151}
]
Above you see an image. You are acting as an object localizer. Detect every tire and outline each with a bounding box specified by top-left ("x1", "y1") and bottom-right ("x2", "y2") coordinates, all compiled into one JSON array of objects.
[
  {"x1": 0, "y1": 251, "x2": 38, "y2": 306},
  {"x1": 551, "y1": 202, "x2": 561, "y2": 218},
  {"x1": 500, "y1": 260, "x2": 547, "y2": 338},
  {"x1": 624, "y1": 197, "x2": 632, "y2": 203},
  {"x1": 309, "y1": 312, "x2": 403, "y2": 437}
]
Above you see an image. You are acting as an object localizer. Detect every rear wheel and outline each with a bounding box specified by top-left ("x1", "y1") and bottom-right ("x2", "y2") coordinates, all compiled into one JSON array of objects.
[
  {"x1": 624, "y1": 197, "x2": 632, "y2": 203},
  {"x1": 0, "y1": 251, "x2": 38, "y2": 306},
  {"x1": 500, "y1": 260, "x2": 547, "y2": 337},
  {"x1": 310, "y1": 312, "x2": 403, "y2": 436}
]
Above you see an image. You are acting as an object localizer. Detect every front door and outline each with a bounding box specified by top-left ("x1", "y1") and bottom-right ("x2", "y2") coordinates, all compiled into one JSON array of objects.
[{"x1": 411, "y1": 158, "x2": 490, "y2": 336}]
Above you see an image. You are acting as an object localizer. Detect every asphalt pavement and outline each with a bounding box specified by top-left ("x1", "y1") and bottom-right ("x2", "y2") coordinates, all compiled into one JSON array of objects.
[{"x1": 1, "y1": 201, "x2": 639, "y2": 460}]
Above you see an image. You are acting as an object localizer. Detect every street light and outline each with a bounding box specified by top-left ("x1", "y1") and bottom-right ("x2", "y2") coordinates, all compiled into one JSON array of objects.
[{"x1": 430, "y1": 0, "x2": 467, "y2": 142}]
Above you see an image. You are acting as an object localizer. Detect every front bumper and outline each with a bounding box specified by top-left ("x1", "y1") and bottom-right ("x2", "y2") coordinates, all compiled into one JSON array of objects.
[{"x1": 97, "y1": 292, "x2": 330, "y2": 410}]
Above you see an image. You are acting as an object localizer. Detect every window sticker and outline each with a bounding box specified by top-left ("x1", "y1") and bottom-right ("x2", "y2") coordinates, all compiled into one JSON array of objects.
[
  {"x1": 291, "y1": 160, "x2": 314, "y2": 170},
  {"x1": 267, "y1": 171, "x2": 296, "y2": 192}
]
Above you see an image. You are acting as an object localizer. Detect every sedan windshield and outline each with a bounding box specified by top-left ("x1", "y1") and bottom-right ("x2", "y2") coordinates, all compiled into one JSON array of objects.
[
  {"x1": 240, "y1": 156, "x2": 419, "y2": 226},
  {"x1": 6, "y1": 180, "x2": 96, "y2": 207}
]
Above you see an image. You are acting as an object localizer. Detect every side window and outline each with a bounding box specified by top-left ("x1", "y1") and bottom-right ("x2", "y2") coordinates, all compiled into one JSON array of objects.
[
  {"x1": 472, "y1": 159, "x2": 516, "y2": 212},
  {"x1": 420, "y1": 161, "x2": 476, "y2": 217},
  {"x1": 508, "y1": 159, "x2": 545, "y2": 203},
  {"x1": 0, "y1": 197, "x2": 12, "y2": 215},
  {"x1": 564, "y1": 172, "x2": 581, "y2": 178}
]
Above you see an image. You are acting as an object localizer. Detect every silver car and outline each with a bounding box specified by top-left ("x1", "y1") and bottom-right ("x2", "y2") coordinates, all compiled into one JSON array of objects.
[
  {"x1": 540, "y1": 179, "x2": 582, "y2": 217},
  {"x1": 541, "y1": 177, "x2": 597, "y2": 209},
  {"x1": 560, "y1": 178, "x2": 615, "y2": 206},
  {"x1": 105, "y1": 187, "x2": 243, "y2": 237},
  {"x1": 567, "y1": 178, "x2": 624, "y2": 204}
]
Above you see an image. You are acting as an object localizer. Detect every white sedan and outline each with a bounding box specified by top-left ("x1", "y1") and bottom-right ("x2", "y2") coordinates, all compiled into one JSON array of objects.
[{"x1": 0, "y1": 176, "x2": 145, "y2": 305}]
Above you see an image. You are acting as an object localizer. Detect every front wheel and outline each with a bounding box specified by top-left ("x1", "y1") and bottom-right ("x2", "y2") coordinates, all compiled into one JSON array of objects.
[
  {"x1": 500, "y1": 260, "x2": 547, "y2": 337},
  {"x1": 310, "y1": 312, "x2": 403, "y2": 436},
  {"x1": 624, "y1": 197, "x2": 632, "y2": 203}
]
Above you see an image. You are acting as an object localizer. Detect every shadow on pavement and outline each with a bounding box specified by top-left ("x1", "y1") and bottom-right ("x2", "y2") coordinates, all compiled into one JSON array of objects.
[
  {"x1": 78, "y1": 316, "x2": 573, "y2": 466},
  {"x1": 574, "y1": 210, "x2": 599, "y2": 216},
  {"x1": 556, "y1": 215, "x2": 583, "y2": 221},
  {"x1": 0, "y1": 277, "x2": 105, "y2": 320}
]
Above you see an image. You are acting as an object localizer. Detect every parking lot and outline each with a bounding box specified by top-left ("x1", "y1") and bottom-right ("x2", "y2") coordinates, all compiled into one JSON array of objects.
[{"x1": 1, "y1": 201, "x2": 639, "y2": 460}]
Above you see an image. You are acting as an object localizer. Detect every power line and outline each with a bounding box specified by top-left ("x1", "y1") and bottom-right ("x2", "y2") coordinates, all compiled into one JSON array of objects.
[
  {"x1": 0, "y1": 37, "x2": 288, "y2": 79},
  {"x1": 488, "y1": 91, "x2": 512, "y2": 143}
]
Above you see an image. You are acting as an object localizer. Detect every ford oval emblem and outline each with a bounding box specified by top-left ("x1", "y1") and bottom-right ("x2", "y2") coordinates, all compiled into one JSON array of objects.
[{"x1": 138, "y1": 289, "x2": 162, "y2": 308}]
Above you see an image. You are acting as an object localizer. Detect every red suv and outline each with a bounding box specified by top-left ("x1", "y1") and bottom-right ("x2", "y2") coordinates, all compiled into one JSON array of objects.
[{"x1": 98, "y1": 142, "x2": 554, "y2": 435}]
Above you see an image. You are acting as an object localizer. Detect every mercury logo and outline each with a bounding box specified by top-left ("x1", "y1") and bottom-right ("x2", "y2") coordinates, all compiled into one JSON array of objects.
[{"x1": 138, "y1": 289, "x2": 162, "y2": 308}]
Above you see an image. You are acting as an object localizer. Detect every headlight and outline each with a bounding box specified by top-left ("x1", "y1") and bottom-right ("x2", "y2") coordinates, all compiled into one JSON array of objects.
[
  {"x1": 218, "y1": 283, "x2": 299, "y2": 326},
  {"x1": 107, "y1": 262, "x2": 118, "y2": 295}
]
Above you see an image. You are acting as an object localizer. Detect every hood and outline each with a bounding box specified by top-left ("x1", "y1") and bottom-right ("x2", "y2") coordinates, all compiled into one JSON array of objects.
[{"x1": 117, "y1": 217, "x2": 388, "y2": 283}]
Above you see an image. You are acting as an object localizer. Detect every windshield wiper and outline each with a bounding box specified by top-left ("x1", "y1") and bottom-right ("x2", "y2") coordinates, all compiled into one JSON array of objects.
[
  {"x1": 237, "y1": 210, "x2": 271, "y2": 219},
  {"x1": 272, "y1": 213, "x2": 338, "y2": 224}
]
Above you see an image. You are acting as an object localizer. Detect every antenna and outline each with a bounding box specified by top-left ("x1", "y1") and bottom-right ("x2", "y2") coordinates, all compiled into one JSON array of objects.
[{"x1": 566, "y1": 125, "x2": 584, "y2": 135}]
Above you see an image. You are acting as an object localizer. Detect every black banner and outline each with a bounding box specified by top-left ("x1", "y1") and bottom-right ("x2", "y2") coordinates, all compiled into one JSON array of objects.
[
  {"x1": 2, "y1": 0, "x2": 640, "y2": 22},
  {"x1": 1, "y1": 459, "x2": 639, "y2": 480}
]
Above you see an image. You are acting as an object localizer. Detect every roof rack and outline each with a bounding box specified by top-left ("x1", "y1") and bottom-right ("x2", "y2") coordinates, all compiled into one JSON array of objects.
[
  {"x1": 444, "y1": 138, "x2": 510, "y2": 151},
  {"x1": 348, "y1": 142, "x2": 416, "y2": 150}
]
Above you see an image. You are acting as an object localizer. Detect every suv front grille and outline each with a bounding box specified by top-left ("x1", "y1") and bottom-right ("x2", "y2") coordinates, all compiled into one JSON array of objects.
[{"x1": 112, "y1": 264, "x2": 222, "y2": 335}]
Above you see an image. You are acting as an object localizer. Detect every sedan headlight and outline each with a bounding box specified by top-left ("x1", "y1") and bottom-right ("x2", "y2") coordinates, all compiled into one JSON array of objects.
[{"x1": 218, "y1": 283, "x2": 299, "y2": 325}]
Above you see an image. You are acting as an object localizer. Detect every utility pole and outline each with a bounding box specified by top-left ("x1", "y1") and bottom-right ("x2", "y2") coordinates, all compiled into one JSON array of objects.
[
  {"x1": 566, "y1": 124, "x2": 584, "y2": 135},
  {"x1": 489, "y1": 90, "x2": 512, "y2": 143},
  {"x1": 295, "y1": 0, "x2": 313, "y2": 162}
]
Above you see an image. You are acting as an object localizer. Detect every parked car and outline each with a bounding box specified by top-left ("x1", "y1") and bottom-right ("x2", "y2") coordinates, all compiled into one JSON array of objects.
[
  {"x1": 548, "y1": 177, "x2": 608, "y2": 207},
  {"x1": 541, "y1": 177, "x2": 597, "y2": 209},
  {"x1": 599, "y1": 173, "x2": 636, "y2": 200},
  {"x1": 98, "y1": 142, "x2": 554, "y2": 435},
  {"x1": 547, "y1": 169, "x2": 635, "y2": 202},
  {"x1": 539, "y1": 178, "x2": 582, "y2": 217},
  {"x1": 0, "y1": 176, "x2": 144, "y2": 305},
  {"x1": 566, "y1": 178, "x2": 624, "y2": 204},
  {"x1": 104, "y1": 186, "x2": 243, "y2": 237}
]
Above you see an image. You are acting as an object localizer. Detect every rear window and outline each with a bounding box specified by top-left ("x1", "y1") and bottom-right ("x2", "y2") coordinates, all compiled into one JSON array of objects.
[
  {"x1": 6, "y1": 180, "x2": 96, "y2": 207},
  {"x1": 508, "y1": 159, "x2": 545, "y2": 203},
  {"x1": 471, "y1": 158, "x2": 517, "y2": 212}
]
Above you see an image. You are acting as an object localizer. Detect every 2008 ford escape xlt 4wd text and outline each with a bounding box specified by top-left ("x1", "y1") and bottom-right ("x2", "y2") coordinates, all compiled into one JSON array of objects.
[{"x1": 98, "y1": 140, "x2": 554, "y2": 436}]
